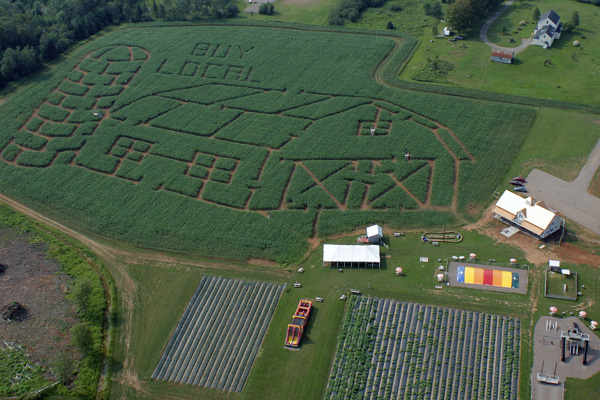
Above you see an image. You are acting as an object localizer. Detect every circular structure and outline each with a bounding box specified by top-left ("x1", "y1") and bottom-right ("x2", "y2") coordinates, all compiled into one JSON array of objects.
[
  {"x1": 579, "y1": 311, "x2": 587, "y2": 319},
  {"x1": 549, "y1": 306, "x2": 558, "y2": 314},
  {"x1": 469, "y1": 253, "x2": 476, "y2": 259},
  {"x1": 395, "y1": 267, "x2": 403, "y2": 276},
  {"x1": 591, "y1": 321, "x2": 598, "y2": 327},
  {"x1": 437, "y1": 273, "x2": 445, "y2": 282},
  {"x1": 573, "y1": 40, "x2": 580, "y2": 47}
]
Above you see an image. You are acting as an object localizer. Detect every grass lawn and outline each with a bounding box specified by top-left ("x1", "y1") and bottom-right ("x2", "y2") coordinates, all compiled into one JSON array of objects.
[
  {"x1": 348, "y1": 0, "x2": 450, "y2": 36},
  {"x1": 396, "y1": 0, "x2": 600, "y2": 106},
  {"x1": 588, "y1": 167, "x2": 600, "y2": 198},
  {"x1": 502, "y1": 107, "x2": 600, "y2": 183},
  {"x1": 235, "y1": 0, "x2": 339, "y2": 25},
  {"x1": 545, "y1": 269, "x2": 578, "y2": 299}
]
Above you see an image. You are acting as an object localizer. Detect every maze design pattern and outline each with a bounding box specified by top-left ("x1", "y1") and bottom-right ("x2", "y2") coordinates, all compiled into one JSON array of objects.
[{"x1": 0, "y1": 45, "x2": 476, "y2": 214}]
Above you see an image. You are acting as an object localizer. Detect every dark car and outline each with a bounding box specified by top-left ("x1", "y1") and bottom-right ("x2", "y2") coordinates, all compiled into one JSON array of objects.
[
  {"x1": 513, "y1": 177, "x2": 526, "y2": 183},
  {"x1": 509, "y1": 180, "x2": 524, "y2": 186},
  {"x1": 514, "y1": 186, "x2": 528, "y2": 193},
  {"x1": 455, "y1": 35, "x2": 465, "y2": 40}
]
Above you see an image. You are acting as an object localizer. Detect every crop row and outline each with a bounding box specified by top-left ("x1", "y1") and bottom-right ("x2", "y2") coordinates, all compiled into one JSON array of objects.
[
  {"x1": 325, "y1": 298, "x2": 520, "y2": 400},
  {"x1": 152, "y1": 276, "x2": 284, "y2": 392}
]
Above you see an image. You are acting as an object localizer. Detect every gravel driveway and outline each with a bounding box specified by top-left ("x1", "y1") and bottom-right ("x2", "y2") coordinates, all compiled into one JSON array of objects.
[
  {"x1": 526, "y1": 138, "x2": 600, "y2": 235},
  {"x1": 479, "y1": 0, "x2": 532, "y2": 54}
]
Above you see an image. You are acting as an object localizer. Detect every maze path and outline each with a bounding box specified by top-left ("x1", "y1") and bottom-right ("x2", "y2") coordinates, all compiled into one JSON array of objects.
[{"x1": 0, "y1": 52, "x2": 476, "y2": 216}]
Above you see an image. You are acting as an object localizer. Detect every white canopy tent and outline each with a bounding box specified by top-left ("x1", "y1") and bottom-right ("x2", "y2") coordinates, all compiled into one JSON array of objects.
[{"x1": 323, "y1": 244, "x2": 381, "y2": 268}]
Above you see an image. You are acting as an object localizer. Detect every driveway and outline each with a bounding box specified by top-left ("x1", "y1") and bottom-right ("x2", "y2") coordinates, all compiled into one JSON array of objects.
[
  {"x1": 526, "y1": 138, "x2": 600, "y2": 235},
  {"x1": 480, "y1": 0, "x2": 532, "y2": 54}
]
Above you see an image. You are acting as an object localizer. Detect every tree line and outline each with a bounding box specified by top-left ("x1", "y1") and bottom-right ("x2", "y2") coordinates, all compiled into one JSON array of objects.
[
  {"x1": 446, "y1": 0, "x2": 503, "y2": 33},
  {"x1": 0, "y1": 0, "x2": 239, "y2": 88}
]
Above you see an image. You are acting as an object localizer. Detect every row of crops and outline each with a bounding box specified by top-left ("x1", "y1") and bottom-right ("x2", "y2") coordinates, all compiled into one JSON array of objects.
[
  {"x1": 0, "y1": 25, "x2": 535, "y2": 262},
  {"x1": 325, "y1": 297, "x2": 520, "y2": 400},
  {"x1": 152, "y1": 276, "x2": 284, "y2": 392}
]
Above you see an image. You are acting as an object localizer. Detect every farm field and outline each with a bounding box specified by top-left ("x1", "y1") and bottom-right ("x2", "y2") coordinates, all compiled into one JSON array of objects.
[
  {"x1": 325, "y1": 297, "x2": 520, "y2": 400},
  {"x1": 153, "y1": 276, "x2": 284, "y2": 391},
  {"x1": 0, "y1": 23, "x2": 535, "y2": 263}
]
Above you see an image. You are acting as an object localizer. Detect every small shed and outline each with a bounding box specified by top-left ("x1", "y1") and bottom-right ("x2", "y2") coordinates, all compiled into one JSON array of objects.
[
  {"x1": 548, "y1": 260, "x2": 561, "y2": 272},
  {"x1": 366, "y1": 225, "x2": 383, "y2": 243},
  {"x1": 443, "y1": 27, "x2": 452, "y2": 36},
  {"x1": 491, "y1": 49, "x2": 514, "y2": 64}
]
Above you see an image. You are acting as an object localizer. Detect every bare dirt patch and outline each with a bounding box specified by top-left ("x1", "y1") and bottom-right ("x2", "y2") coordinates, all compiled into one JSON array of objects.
[{"x1": 0, "y1": 228, "x2": 77, "y2": 372}]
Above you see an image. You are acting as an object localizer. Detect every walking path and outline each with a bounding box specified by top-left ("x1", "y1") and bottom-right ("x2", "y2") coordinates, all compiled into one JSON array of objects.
[
  {"x1": 526, "y1": 137, "x2": 600, "y2": 234},
  {"x1": 480, "y1": 0, "x2": 532, "y2": 54}
]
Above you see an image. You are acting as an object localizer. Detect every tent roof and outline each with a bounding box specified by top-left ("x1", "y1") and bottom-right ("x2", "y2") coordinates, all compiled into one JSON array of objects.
[
  {"x1": 367, "y1": 225, "x2": 383, "y2": 237},
  {"x1": 323, "y1": 244, "x2": 380, "y2": 263},
  {"x1": 549, "y1": 260, "x2": 560, "y2": 267}
]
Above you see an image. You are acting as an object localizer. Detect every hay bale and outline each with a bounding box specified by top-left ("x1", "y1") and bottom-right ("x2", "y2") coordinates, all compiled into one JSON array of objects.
[
  {"x1": 573, "y1": 40, "x2": 580, "y2": 47},
  {"x1": 519, "y1": 20, "x2": 527, "y2": 26}
]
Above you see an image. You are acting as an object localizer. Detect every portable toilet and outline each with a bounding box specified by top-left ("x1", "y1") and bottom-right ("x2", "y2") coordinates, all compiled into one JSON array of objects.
[{"x1": 367, "y1": 225, "x2": 383, "y2": 243}]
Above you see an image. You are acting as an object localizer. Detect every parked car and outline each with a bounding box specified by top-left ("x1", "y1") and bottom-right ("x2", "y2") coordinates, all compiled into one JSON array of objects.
[
  {"x1": 509, "y1": 180, "x2": 523, "y2": 186},
  {"x1": 455, "y1": 35, "x2": 465, "y2": 40},
  {"x1": 513, "y1": 177, "x2": 526, "y2": 183},
  {"x1": 514, "y1": 186, "x2": 528, "y2": 193}
]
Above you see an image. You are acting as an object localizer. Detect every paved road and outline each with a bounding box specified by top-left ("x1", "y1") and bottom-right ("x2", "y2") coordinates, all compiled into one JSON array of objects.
[
  {"x1": 526, "y1": 138, "x2": 600, "y2": 235},
  {"x1": 480, "y1": 0, "x2": 532, "y2": 54}
]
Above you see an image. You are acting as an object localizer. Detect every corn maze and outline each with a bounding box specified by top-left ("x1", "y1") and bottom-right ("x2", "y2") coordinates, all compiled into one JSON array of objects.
[
  {"x1": 325, "y1": 297, "x2": 520, "y2": 400},
  {"x1": 152, "y1": 276, "x2": 284, "y2": 392},
  {"x1": 0, "y1": 25, "x2": 535, "y2": 261}
]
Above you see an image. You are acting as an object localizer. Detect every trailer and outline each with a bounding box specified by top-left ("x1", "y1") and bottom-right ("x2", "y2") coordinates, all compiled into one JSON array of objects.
[{"x1": 284, "y1": 300, "x2": 313, "y2": 348}]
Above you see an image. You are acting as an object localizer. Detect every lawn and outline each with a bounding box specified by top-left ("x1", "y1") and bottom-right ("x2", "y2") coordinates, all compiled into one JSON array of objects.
[
  {"x1": 545, "y1": 269, "x2": 578, "y2": 300},
  {"x1": 395, "y1": 0, "x2": 600, "y2": 106},
  {"x1": 503, "y1": 107, "x2": 600, "y2": 184},
  {"x1": 236, "y1": 0, "x2": 340, "y2": 25},
  {"x1": 588, "y1": 167, "x2": 600, "y2": 198}
]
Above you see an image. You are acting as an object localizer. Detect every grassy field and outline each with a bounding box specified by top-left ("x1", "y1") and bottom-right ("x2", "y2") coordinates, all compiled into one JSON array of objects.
[
  {"x1": 108, "y1": 228, "x2": 540, "y2": 399},
  {"x1": 502, "y1": 107, "x2": 600, "y2": 184},
  {"x1": 546, "y1": 269, "x2": 578, "y2": 299},
  {"x1": 236, "y1": 0, "x2": 339, "y2": 25},
  {"x1": 0, "y1": 23, "x2": 536, "y2": 262},
  {"x1": 588, "y1": 167, "x2": 600, "y2": 198},
  {"x1": 393, "y1": 0, "x2": 600, "y2": 105}
]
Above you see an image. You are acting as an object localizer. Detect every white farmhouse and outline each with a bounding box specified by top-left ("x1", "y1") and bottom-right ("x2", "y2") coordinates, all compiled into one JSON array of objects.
[
  {"x1": 493, "y1": 190, "x2": 564, "y2": 239},
  {"x1": 531, "y1": 10, "x2": 562, "y2": 48}
]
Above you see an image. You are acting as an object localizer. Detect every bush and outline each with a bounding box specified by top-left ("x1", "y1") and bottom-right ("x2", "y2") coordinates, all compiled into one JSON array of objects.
[{"x1": 258, "y1": 2, "x2": 274, "y2": 15}]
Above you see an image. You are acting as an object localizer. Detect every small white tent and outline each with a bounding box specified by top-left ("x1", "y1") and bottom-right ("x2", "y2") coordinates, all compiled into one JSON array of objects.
[{"x1": 366, "y1": 225, "x2": 383, "y2": 243}]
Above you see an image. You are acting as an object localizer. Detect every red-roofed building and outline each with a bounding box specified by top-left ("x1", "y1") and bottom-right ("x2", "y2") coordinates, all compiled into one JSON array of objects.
[{"x1": 491, "y1": 49, "x2": 514, "y2": 64}]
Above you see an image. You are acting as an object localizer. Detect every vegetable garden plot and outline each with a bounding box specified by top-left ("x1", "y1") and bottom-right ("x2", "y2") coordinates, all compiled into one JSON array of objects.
[
  {"x1": 0, "y1": 25, "x2": 535, "y2": 262},
  {"x1": 152, "y1": 276, "x2": 284, "y2": 392},
  {"x1": 325, "y1": 297, "x2": 520, "y2": 400}
]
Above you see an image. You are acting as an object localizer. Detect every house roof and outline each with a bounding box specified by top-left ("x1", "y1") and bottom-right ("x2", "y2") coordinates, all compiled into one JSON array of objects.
[
  {"x1": 323, "y1": 244, "x2": 380, "y2": 263},
  {"x1": 534, "y1": 25, "x2": 555, "y2": 39},
  {"x1": 493, "y1": 190, "x2": 559, "y2": 233},
  {"x1": 366, "y1": 225, "x2": 383, "y2": 238},
  {"x1": 491, "y1": 49, "x2": 514, "y2": 59},
  {"x1": 540, "y1": 10, "x2": 560, "y2": 25}
]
